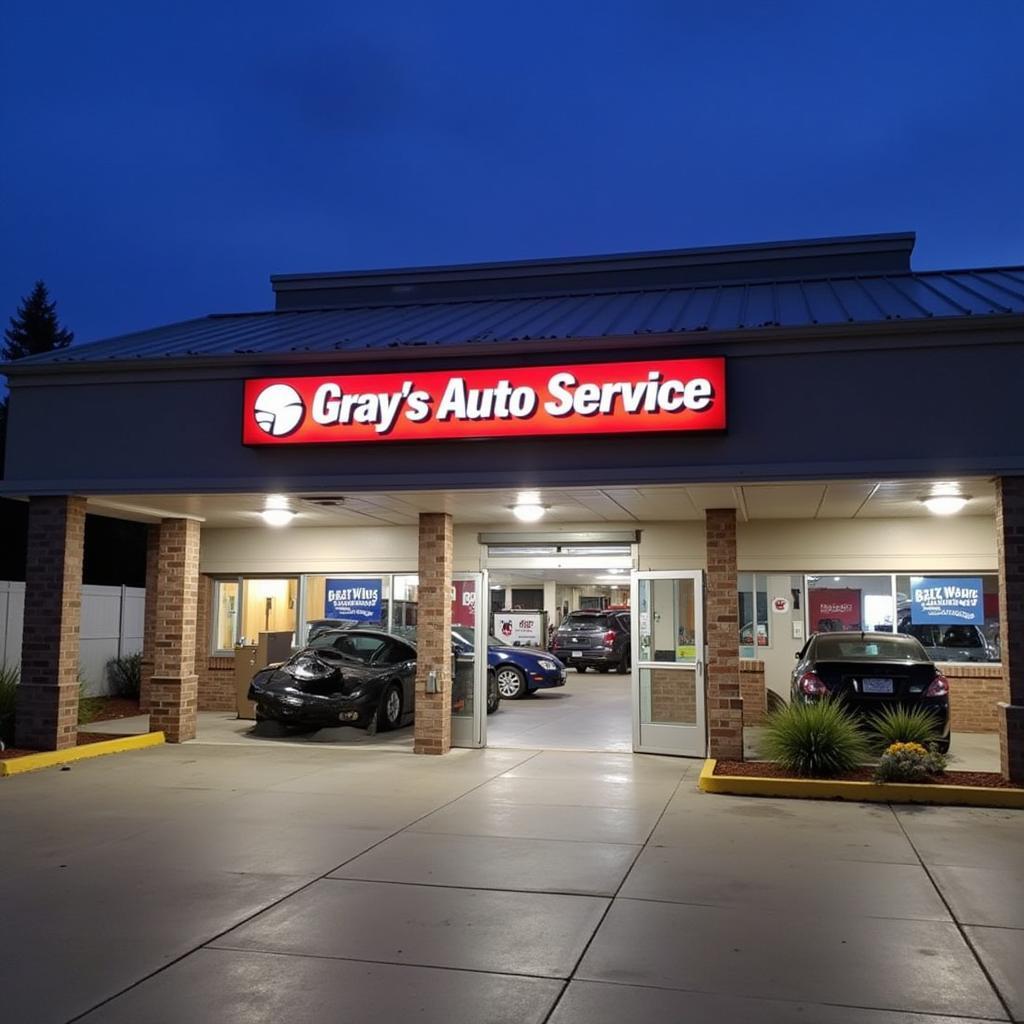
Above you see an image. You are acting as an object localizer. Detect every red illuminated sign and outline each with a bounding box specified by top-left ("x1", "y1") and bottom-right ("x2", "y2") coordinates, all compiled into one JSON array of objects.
[{"x1": 242, "y1": 357, "x2": 726, "y2": 445}]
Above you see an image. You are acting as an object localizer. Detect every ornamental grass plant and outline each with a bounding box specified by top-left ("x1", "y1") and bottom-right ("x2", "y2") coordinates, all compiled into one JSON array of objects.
[
  {"x1": 106, "y1": 652, "x2": 142, "y2": 700},
  {"x1": 870, "y1": 704, "x2": 942, "y2": 750},
  {"x1": 761, "y1": 697, "x2": 872, "y2": 778},
  {"x1": 0, "y1": 662, "x2": 18, "y2": 748}
]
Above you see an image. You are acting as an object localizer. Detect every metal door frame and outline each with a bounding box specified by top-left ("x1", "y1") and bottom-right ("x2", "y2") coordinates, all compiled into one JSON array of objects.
[
  {"x1": 630, "y1": 569, "x2": 707, "y2": 757},
  {"x1": 451, "y1": 570, "x2": 488, "y2": 748}
]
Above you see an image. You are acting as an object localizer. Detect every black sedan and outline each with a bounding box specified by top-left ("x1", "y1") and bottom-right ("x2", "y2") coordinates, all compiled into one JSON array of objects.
[
  {"x1": 248, "y1": 627, "x2": 500, "y2": 733},
  {"x1": 249, "y1": 628, "x2": 417, "y2": 733},
  {"x1": 791, "y1": 631, "x2": 950, "y2": 752}
]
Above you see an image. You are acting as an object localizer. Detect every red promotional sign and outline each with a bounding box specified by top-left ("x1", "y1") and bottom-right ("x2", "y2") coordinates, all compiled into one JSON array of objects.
[
  {"x1": 809, "y1": 588, "x2": 863, "y2": 632},
  {"x1": 242, "y1": 357, "x2": 725, "y2": 445}
]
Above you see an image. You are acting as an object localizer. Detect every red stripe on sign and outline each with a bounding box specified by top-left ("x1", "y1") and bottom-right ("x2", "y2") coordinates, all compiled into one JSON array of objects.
[{"x1": 242, "y1": 357, "x2": 726, "y2": 445}]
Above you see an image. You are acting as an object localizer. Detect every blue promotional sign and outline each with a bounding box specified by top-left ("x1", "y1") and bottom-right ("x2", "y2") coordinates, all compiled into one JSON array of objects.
[
  {"x1": 910, "y1": 577, "x2": 983, "y2": 625},
  {"x1": 324, "y1": 578, "x2": 382, "y2": 622}
]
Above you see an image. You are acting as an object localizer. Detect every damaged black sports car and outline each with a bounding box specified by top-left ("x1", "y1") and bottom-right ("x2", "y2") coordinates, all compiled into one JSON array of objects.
[{"x1": 247, "y1": 627, "x2": 498, "y2": 733}]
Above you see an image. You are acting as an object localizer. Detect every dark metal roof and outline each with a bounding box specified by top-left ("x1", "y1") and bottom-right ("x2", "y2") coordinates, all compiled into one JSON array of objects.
[{"x1": 6, "y1": 266, "x2": 1024, "y2": 370}]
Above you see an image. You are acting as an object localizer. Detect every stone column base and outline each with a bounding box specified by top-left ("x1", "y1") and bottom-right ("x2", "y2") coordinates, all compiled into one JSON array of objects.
[
  {"x1": 14, "y1": 681, "x2": 79, "y2": 751},
  {"x1": 998, "y1": 703, "x2": 1024, "y2": 783},
  {"x1": 149, "y1": 675, "x2": 199, "y2": 743}
]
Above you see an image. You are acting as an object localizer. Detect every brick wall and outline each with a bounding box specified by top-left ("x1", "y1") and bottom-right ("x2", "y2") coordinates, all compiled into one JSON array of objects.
[
  {"x1": 649, "y1": 667, "x2": 697, "y2": 723},
  {"x1": 996, "y1": 476, "x2": 1024, "y2": 780},
  {"x1": 414, "y1": 513, "x2": 453, "y2": 755},
  {"x1": 194, "y1": 573, "x2": 237, "y2": 711},
  {"x1": 706, "y1": 509, "x2": 743, "y2": 759},
  {"x1": 15, "y1": 496, "x2": 86, "y2": 751},
  {"x1": 139, "y1": 524, "x2": 159, "y2": 712},
  {"x1": 739, "y1": 659, "x2": 767, "y2": 725},
  {"x1": 939, "y1": 663, "x2": 1009, "y2": 733},
  {"x1": 149, "y1": 518, "x2": 200, "y2": 743}
]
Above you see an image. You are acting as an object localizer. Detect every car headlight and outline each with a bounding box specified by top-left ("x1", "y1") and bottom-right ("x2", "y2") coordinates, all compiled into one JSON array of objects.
[
  {"x1": 284, "y1": 655, "x2": 332, "y2": 681},
  {"x1": 538, "y1": 659, "x2": 558, "y2": 672}
]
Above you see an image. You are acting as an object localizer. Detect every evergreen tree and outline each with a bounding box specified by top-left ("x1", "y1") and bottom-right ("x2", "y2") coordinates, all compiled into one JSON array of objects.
[{"x1": 3, "y1": 280, "x2": 74, "y2": 360}]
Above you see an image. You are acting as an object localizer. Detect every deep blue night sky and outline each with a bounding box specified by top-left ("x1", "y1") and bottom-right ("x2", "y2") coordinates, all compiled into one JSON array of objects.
[{"x1": 1, "y1": 1, "x2": 1022, "y2": 347}]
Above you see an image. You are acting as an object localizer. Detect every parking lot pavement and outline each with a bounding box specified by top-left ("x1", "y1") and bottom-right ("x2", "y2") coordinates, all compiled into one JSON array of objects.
[{"x1": 2, "y1": 742, "x2": 1022, "y2": 1024}]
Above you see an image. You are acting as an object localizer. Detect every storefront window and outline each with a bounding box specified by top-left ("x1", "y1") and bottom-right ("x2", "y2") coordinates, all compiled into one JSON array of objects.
[
  {"x1": 239, "y1": 578, "x2": 298, "y2": 647},
  {"x1": 214, "y1": 580, "x2": 239, "y2": 651},
  {"x1": 806, "y1": 574, "x2": 894, "y2": 634},
  {"x1": 302, "y1": 575, "x2": 390, "y2": 642},
  {"x1": 737, "y1": 572, "x2": 769, "y2": 658},
  {"x1": 212, "y1": 577, "x2": 298, "y2": 652},
  {"x1": 391, "y1": 574, "x2": 419, "y2": 640},
  {"x1": 896, "y1": 574, "x2": 1000, "y2": 663}
]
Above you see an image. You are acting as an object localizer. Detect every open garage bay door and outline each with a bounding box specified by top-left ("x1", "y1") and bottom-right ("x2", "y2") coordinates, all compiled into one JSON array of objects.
[{"x1": 482, "y1": 532, "x2": 636, "y2": 572}]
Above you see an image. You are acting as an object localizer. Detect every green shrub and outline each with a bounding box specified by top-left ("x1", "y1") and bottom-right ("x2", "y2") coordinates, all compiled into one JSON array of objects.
[
  {"x1": 107, "y1": 652, "x2": 142, "y2": 700},
  {"x1": 78, "y1": 680, "x2": 104, "y2": 725},
  {"x1": 761, "y1": 698, "x2": 872, "y2": 777},
  {"x1": 870, "y1": 704, "x2": 942, "y2": 751},
  {"x1": 0, "y1": 663, "x2": 18, "y2": 747},
  {"x1": 874, "y1": 741, "x2": 947, "y2": 783}
]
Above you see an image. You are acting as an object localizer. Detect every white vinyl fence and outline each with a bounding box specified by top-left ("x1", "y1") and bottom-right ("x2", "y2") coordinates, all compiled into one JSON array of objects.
[{"x1": 0, "y1": 581, "x2": 145, "y2": 695}]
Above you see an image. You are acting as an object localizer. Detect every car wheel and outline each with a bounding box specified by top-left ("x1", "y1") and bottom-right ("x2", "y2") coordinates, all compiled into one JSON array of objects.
[
  {"x1": 575, "y1": 663, "x2": 588, "y2": 673},
  {"x1": 487, "y1": 673, "x2": 500, "y2": 714},
  {"x1": 597, "y1": 664, "x2": 612, "y2": 673},
  {"x1": 379, "y1": 683, "x2": 403, "y2": 731},
  {"x1": 496, "y1": 666, "x2": 527, "y2": 699},
  {"x1": 619, "y1": 650, "x2": 631, "y2": 673},
  {"x1": 933, "y1": 737, "x2": 951, "y2": 755}
]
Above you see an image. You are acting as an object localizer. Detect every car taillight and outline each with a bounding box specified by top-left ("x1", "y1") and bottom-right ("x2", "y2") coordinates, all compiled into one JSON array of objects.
[
  {"x1": 798, "y1": 671, "x2": 829, "y2": 697},
  {"x1": 925, "y1": 673, "x2": 949, "y2": 698},
  {"x1": 603, "y1": 630, "x2": 616, "y2": 647}
]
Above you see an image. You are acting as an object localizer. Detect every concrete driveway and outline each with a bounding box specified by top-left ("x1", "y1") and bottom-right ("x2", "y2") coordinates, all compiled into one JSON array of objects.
[{"x1": 2, "y1": 742, "x2": 1022, "y2": 1023}]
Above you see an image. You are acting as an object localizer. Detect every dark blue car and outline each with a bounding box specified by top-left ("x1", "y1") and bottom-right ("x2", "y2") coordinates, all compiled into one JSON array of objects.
[{"x1": 452, "y1": 627, "x2": 566, "y2": 700}]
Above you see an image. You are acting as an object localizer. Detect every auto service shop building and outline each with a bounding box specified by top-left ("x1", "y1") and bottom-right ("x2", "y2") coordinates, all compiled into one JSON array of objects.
[{"x1": 3, "y1": 232, "x2": 1024, "y2": 778}]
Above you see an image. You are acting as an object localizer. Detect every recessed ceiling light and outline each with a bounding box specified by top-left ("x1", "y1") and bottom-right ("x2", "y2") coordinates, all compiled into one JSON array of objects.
[
  {"x1": 260, "y1": 508, "x2": 296, "y2": 527},
  {"x1": 512, "y1": 503, "x2": 547, "y2": 523},
  {"x1": 921, "y1": 493, "x2": 970, "y2": 516}
]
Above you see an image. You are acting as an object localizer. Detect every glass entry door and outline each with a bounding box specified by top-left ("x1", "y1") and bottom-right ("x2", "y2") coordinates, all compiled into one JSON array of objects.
[
  {"x1": 631, "y1": 570, "x2": 706, "y2": 756},
  {"x1": 450, "y1": 572, "x2": 488, "y2": 748}
]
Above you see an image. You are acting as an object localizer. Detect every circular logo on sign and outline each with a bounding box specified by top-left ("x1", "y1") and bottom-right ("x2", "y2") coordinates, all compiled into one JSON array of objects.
[
  {"x1": 253, "y1": 384, "x2": 305, "y2": 437},
  {"x1": 772, "y1": 597, "x2": 790, "y2": 614}
]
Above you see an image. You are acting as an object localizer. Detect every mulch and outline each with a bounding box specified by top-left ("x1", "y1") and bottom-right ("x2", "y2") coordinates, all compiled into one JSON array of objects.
[
  {"x1": 82, "y1": 697, "x2": 143, "y2": 723},
  {"x1": 715, "y1": 759, "x2": 1019, "y2": 789}
]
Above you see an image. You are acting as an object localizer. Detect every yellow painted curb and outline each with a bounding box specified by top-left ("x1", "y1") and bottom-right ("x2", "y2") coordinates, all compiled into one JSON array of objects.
[
  {"x1": 0, "y1": 731, "x2": 165, "y2": 777},
  {"x1": 698, "y1": 759, "x2": 1024, "y2": 810}
]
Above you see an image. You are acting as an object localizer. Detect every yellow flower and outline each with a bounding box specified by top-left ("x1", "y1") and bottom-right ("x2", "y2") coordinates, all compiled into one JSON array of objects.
[{"x1": 886, "y1": 741, "x2": 927, "y2": 756}]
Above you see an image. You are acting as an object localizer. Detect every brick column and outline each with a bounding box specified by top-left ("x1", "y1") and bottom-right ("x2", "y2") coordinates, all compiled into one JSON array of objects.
[
  {"x1": 414, "y1": 512, "x2": 453, "y2": 755},
  {"x1": 705, "y1": 508, "x2": 743, "y2": 759},
  {"x1": 139, "y1": 524, "x2": 160, "y2": 713},
  {"x1": 996, "y1": 477, "x2": 1024, "y2": 782},
  {"x1": 149, "y1": 518, "x2": 200, "y2": 743},
  {"x1": 15, "y1": 496, "x2": 86, "y2": 750}
]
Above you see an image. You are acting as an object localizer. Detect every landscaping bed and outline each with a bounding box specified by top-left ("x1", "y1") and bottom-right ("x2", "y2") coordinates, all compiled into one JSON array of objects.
[
  {"x1": 715, "y1": 759, "x2": 1018, "y2": 789},
  {"x1": 82, "y1": 697, "x2": 143, "y2": 723}
]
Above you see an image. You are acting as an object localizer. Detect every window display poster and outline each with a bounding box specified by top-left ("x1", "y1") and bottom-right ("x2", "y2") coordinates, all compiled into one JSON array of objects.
[
  {"x1": 324, "y1": 578, "x2": 382, "y2": 622},
  {"x1": 910, "y1": 577, "x2": 983, "y2": 625},
  {"x1": 493, "y1": 612, "x2": 545, "y2": 647},
  {"x1": 809, "y1": 588, "x2": 862, "y2": 631},
  {"x1": 451, "y1": 580, "x2": 477, "y2": 628}
]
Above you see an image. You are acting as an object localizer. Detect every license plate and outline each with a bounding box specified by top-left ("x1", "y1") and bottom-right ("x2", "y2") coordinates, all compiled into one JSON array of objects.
[
  {"x1": 572, "y1": 650, "x2": 583, "y2": 657},
  {"x1": 862, "y1": 678, "x2": 893, "y2": 694}
]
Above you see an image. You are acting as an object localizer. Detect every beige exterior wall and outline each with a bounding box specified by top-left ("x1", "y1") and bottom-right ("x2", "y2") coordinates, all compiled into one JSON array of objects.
[
  {"x1": 200, "y1": 515, "x2": 996, "y2": 576},
  {"x1": 737, "y1": 517, "x2": 996, "y2": 573}
]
